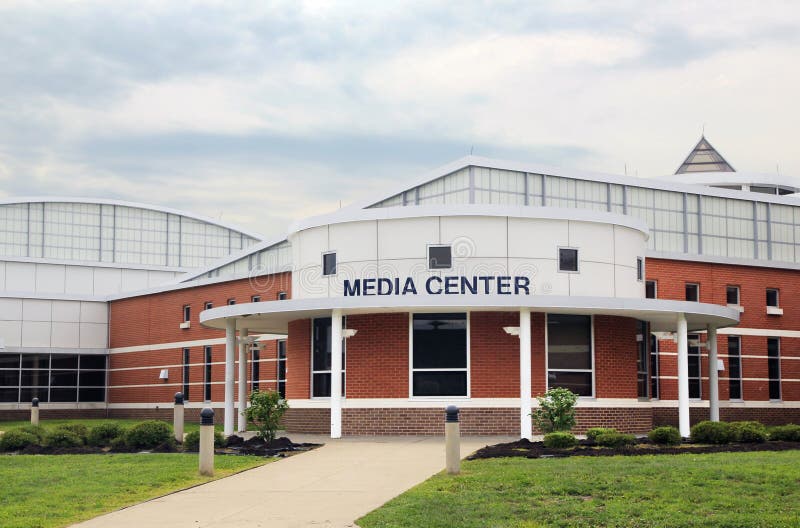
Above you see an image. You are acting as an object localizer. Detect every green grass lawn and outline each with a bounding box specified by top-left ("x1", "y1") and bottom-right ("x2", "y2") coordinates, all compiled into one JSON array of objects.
[
  {"x1": 0, "y1": 418, "x2": 223, "y2": 434},
  {"x1": 358, "y1": 451, "x2": 800, "y2": 528},
  {"x1": 0, "y1": 453, "x2": 269, "y2": 528}
]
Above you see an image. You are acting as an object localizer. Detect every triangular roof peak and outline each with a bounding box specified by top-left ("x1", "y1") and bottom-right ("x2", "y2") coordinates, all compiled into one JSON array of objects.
[{"x1": 675, "y1": 136, "x2": 735, "y2": 174}]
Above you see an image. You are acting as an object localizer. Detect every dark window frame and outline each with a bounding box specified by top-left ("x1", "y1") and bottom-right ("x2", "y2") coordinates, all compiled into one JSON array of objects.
[
  {"x1": 767, "y1": 337, "x2": 781, "y2": 400},
  {"x1": 204, "y1": 346, "x2": 212, "y2": 402},
  {"x1": 322, "y1": 252, "x2": 337, "y2": 276},
  {"x1": 726, "y1": 286, "x2": 740, "y2": 305},
  {"x1": 546, "y1": 314, "x2": 594, "y2": 397},
  {"x1": 727, "y1": 336, "x2": 742, "y2": 400},
  {"x1": 411, "y1": 313, "x2": 469, "y2": 397},
  {"x1": 182, "y1": 348, "x2": 191, "y2": 401},
  {"x1": 685, "y1": 283, "x2": 699, "y2": 302},
  {"x1": 766, "y1": 288, "x2": 780, "y2": 308},
  {"x1": 558, "y1": 247, "x2": 579, "y2": 273},
  {"x1": 645, "y1": 280, "x2": 657, "y2": 299},
  {"x1": 183, "y1": 305, "x2": 191, "y2": 323},
  {"x1": 427, "y1": 245, "x2": 452, "y2": 270}
]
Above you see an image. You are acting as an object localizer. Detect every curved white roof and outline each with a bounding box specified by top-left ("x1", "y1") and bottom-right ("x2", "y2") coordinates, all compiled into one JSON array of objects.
[
  {"x1": 0, "y1": 196, "x2": 264, "y2": 240},
  {"x1": 669, "y1": 172, "x2": 800, "y2": 194}
]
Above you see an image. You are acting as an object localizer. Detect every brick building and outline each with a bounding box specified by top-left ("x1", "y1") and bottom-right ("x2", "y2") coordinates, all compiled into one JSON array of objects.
[{"x1": 2, "y1": 137, "x2": 800, "y2": 437}]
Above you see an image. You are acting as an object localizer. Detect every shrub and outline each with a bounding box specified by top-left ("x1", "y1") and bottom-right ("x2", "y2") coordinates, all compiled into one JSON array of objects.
[
  {"x1": 54, "y1": 423, "x2": 89, "y2": 443},
  {"x1": 531, "y1": 388, "x2": 578, "y2": 433},
  {"x1": 16, "y1": 424, "x2": 46, "y2": 443},
  {"x1": 245, "y1": 390, "x2": 289, "y2": 443},
  {"x1": 690, "y1": 421, "x2": 733, "y2": 444},
  {"x1": 124, "y1": 420, "x2": 172, "y2": 449},
  {"x1": 595, "y1": 432, "x2": 636, "y2": 448},
  {"x1": 45, "y1": 429, "x2": 84, "y2": 448},
  {"x1": 543, "y1": 432, "x2": 578, "y2": 449},
  {"x1": 768, "y1": 424, "x2": 800, "y2": 442},
  {"x1": 648, "y1": 426, "x2": 682, "y2": 445},
  {"x1": 88, "y1": 423, "x2": 125, "y2": 446},
  {"x1": 729, "y1": 421, "x2": 767, "y2": 443},
  {"x1": 586, "y1": 427, "x2": 617, "y2": 442},
  {"x1": 0, "y1": 429, "x2": 39, "y2": 451},
  {"x1": 183, "y1": 429, "x2": 225, "y2": 451}
]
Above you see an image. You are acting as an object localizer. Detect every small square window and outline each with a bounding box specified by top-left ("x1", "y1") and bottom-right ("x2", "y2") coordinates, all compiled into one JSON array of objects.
[
  {"x1": 251, "y1": 295, "x2": 261, "y2": 303},
  {"x1": 636, "y1": 257, "x2": 644, "y2": 281},
  {"x1": 277, "y1": 291, "x2": 287, "y2": 300},
  {"x1": 227, "y1": 299, "x2": 236, "y2": 306},
  {"x1": 766, "y1": 288, "x2": 779, "y2": 307},
  {"x1": 726, "y1": 286, "x2": 740, "y2": 305},
  {"x1": 204, "y1": 301, "x2": 213, "y2": 310},
  {"x1": 323, "y1": 252, "x2": 337, "y2": 276},
  {"x1": 183, "y1": 305, "x2": 191, "y2": 322},
  {"x1": 685, "y1": 283, "x2": 699, "y2": 302},
  {"x1": 645, "y1": 280, "x2": 657, "y2": 299},
  {"x1": 558, "y1": 248, "x2": 578, "y2": 272},
  {"x1": 428, "y1": 246, "x2": 452, "y2": 270}
]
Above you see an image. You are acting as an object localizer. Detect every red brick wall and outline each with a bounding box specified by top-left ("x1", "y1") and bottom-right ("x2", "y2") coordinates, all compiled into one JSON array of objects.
[
  {"x1": 109, "y1": 272, "x2": 291, "y2": 349},
  {"x1": 648, "y1": 258, "x2": 800, "y2": 403},
  {"x1": 345, "y1": 313, "x2": 408, "y2": 398},
  {"x1": 594, "y1": 315, "x2": 638, "y2": 399},
  {"x1": 286, "y1": 319, "x2": 311, "y2": 400}
]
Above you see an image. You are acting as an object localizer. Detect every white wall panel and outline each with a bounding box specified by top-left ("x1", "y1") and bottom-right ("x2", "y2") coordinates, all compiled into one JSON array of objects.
[
  {"x1": 294, "y1": 226, "x2": 329, "y2": 270},
  {"x1": 51, "y1": 322, "x2": 80, "y2": 348},
  {"x1": 22, "y1": 299, "x2": 52, "y2": 322},
  {"x1": 0, "y1": 262, "x2": 5, "y2": 291},
  {"x1": 121, "y1": 269, "x2": 149, "y2": 292},
  {"x1": 441, "y1": 216, "x2": 507, "y2": 258},
  {"x1": 21, "y1": 321, "x2": 51, "y2": 347},
  {"x1": 507, "y1": 219, "x2": 568, "y2": 259},
  {"x1": 0, "y1": 320, "x2": 22, "y2": 346},
  {"x1": 80, "y1": 302, "x2": 108, "y2": 324},
  {"x1": 330, "y1": 221, "x2": 377, "y2": 263},
  {"x1": 35, "y1": 264, "x2": 66, "y2": 293},
  {"x1": 377, "y1": 217, "x2": 439, "y2": 260},
  {"x1": 568, "y1": 222, "x2": 614, "y2": 264},
  {"x1": 64, "y1": 266, "x2": 94, "y2": 294},
  {"x1": 5, "y1": 262, "x2": 35, "y2": 292},
  {"x1": 0, "y1": 298, "x2": 23, "y2": 320},
  {"x1": 79, "y1": 322, "x2": 107, "y2": 348},
  {"x1": 614, "y1": 266, "x2": 643, "y2": 298},
  {"x1": 569, "y1": 262, "x2": 615, "y2": 297},
  {"x1": 51, "y1": 300, "x2": 81, "y2": 322},
  {"x1": 93, "y1": 268, "x2": 122, "y2": 294},
  {"x1": 613, "y1": 226, "x2": 645, "y2": 268}
]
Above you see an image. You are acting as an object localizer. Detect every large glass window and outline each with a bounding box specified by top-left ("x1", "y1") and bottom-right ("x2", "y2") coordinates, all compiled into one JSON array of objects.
[
  {"x1": 649, "y1": 334, "x2": 659, "y2": 399},
  {"x1": 547, "y1": 314, "x2": 593, "y2": 397},
  {"x1": 727, "y1": 337, "x2": 742, "y2": 400},
  {"x1": 182, "y1": 348, "x2": 191, "y2": 401},
  {"x1": 311, "y1": 318, "x2": 345, "y2": 398},
  {"x1": 688, "y1": 334, "x2": 701, "y2": 399},
  {"x1": 0, "y1": 353, "x2": 105, "y2": 403},
  {"x1": 277, "y1": 340, "x2": 287, "y2": 398},
  {"x1": 251, "y1": 345, "x2": 260, "y2": 393},
  {"x1": 636, "y1": 321, "x2": 649, "y2": 398},
  {"x1": 412, "y1": 313, "x2": 468, "y2": 397},
  {"x1": 204, "y1": 346, "x2": 212, "y2": 401},
  {"x1": 768, "y1": 337, "x2": 781, "y2": 400}
]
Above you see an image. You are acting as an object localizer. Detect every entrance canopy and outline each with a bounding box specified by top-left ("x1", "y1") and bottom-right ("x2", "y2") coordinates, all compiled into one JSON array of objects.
[{"x1": 200, "y1": 294, "x2": 739, "y2": 334}]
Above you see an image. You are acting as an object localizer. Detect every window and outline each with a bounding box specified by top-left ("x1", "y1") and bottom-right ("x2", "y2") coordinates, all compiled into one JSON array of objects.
[
  {"x1": 204, "y1": 346, "x2": 212, "y2": 401},
  {"x1": 251, "y1": 295, "x2": 261, "y2": 303},
  {"x1": 685, "y1": 283, "x2": 699, "y2": 302},
  {"x1": 277, "y1": 291, "x2": 287, "y2": 300},
  {"x1": 428, "y1": 245, "x2": 452, "y2": 270},
  {"x1": 645, "y1": 280, "x2": 657, "y2": 299},
  {"x1": 727, "y1": 337, "x2": 742, "y2": 400},
  {"x1": 768, "y1": 337, "x2": 781, "y2": 400},
  {"x1": 311, "y1": 317, "x2": 345, "y2": 397},
  {"x1": 558, "y1": 248, "x2": 579, "y2": 272},
  {"x1": 227, "y1": 299, "x2": 236, "y2": 306},
  {"x1": 412, "y1": 313, "x2": 468, "y2": 396},
  {"x1": 636, "y1": 257, "x2": 644, "y2": 281},
  {"x1": 182, "y1": 348, "x2": 191, "y2": 400},
  {"x1": 766, "y1": 288, "x2": 779, "y2": 307},
  {"x1": 0, "y1": 353, "x2": 106, "y2": 403},
  {"x1": 277, "y1": 340, "x2": 287, "y2": 398},
  {"x1": 204, "y1": 301, "x2": 213, "y2": 310},
  {"x1": 649, "y1": 334, "x2": 659, "y2": 399},
  {"x1": 251, "y1": 345, "x2": 260, "y2": 392},
  {"x1": 183, "y1": 305, "x2": 191, "y2": 322},
  {"x1": 636, "y1": 321, "x2": 649, "y2": 398},
  {"x1": 688, "y1": 334, "x2": 701, "y2": 398},
  {"x1": 726, "y1": 286, "x2": 740, "y2": 305},
  {"x1": 547, "y1": 314, "x2": 593, "y2": 397},
  {"x1": 322, "y1": 252, "x2": 337, "y2": 276}
]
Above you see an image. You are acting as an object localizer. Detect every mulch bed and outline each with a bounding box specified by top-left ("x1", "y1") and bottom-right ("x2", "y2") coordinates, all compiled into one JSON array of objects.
[
  {"x1": 468, "y1": 438, "x2": 800, "y2": 460},
  {"x1": 219, "y1": 435, "x2": 322, "y2": 457}
]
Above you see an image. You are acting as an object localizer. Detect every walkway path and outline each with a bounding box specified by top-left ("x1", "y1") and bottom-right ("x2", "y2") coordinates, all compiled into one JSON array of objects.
[{"x1": 71, "y1": 434, "x2": 513, "y2": 528}]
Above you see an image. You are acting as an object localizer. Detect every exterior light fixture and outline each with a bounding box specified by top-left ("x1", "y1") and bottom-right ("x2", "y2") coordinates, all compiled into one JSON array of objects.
[
  {"x1": 159, "y1": 369, "x2": 169, "y2": 380},
  {"x1": 342, "y1": 329, "x2": 358, "y2": 338},
  {"x1": 503, "y1": 326, "x2": 520, "y2": 336}
]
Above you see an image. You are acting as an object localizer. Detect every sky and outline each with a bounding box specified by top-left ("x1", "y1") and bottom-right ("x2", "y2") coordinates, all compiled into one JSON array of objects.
[{"x1": 1, "y1": 1, "x2": 800, "y2": 239}]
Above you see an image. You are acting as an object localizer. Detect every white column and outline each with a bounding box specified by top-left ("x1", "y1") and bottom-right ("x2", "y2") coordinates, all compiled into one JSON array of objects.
[
  {"x1": 224, "y1": 318, "x2": 236, "y2": 437},
  {"x1": 330, "y1": 309, "x2": 343, "y2": 438},
  {"x1": 237, "y1": 328, "x2": 249, "y2": 433},
  {"x1": 676, "y1": 313, "x2": 690, "y2": 437},
  {"x1": 519, "y1": 308, "x2": 532, "y2": 440},
  {"x1": 707, "y1": 325, "x2": 719, "y2": 422}
]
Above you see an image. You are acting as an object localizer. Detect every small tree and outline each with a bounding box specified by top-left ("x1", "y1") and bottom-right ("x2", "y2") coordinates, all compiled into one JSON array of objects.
[
  {"x1": 531, "y1": 387, "x2": 578, "y2": 433},
  {"x1": 245, "y1": 390, "x2": 289, "y2": 443}
]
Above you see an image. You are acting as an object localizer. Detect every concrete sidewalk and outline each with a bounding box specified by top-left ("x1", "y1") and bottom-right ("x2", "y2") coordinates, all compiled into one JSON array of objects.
[{"x1": 71, "y1": 434, "x2": 513, "y2": 528}]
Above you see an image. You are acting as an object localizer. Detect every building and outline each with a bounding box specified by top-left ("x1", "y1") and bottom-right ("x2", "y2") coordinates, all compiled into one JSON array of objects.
[{"x1": 2, "y1": 137, "x2": 799, "y2": 438}]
